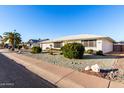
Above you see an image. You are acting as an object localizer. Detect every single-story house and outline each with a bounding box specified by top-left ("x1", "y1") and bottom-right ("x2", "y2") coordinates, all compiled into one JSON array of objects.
[
  {"x1": 40, "y1": 34, "x2": 116, "y2": 53},
  {"x1": 27, "y1": 38, "x2": 49, "y2": 48},
  {"x1": 113, "y1": 42, "x2": 124, "y2": 52}
]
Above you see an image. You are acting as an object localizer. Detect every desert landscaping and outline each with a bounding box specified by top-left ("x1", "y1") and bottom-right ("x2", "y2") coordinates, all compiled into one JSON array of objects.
[{"x1": 18, "y1": 48, "x2": 124, "y2": 84}]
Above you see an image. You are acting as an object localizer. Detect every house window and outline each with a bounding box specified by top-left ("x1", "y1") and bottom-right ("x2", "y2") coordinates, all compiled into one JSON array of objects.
[
  {"x1": 54, "y1": 42, "x2": 62, "y2": 48},
  {"x1": 89, "y1": 40, "x2": 96, "y2": 47},
  {"x1": 81, "y1": 40, "x2": 96, "y2": 47},
  {"x1": 83, "y1": 40, "x2": 89, "y2": 47}
]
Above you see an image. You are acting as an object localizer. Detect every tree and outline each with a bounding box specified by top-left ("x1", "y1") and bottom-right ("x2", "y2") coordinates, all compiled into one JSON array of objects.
[{"x1": 3, "y1": 31, "x2": 22, "y2": 51}]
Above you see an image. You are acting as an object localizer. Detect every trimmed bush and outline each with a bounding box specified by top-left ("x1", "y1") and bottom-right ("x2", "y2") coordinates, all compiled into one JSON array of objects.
[
  {"x1": 0, "y1": 44, "x2": 3, "y2": 48},
  {"x1": 87, "y1": 49, "x2": 94, "y2": 54},
  {"x1": 61, "y1": 43, "x2": 85, "y2": 59},
  {"x1": 46, "y1": 47, "x2": 50, "y2": 50},
  {"x1": 96, "y1": 50, "x2": 103, "y2": 55},
  {"x1": 23, "y1": 45, "x2": 29, "y2": 49},
  {"x1": 31, "y1": 46, "x2": 42, "y2": 54},
  {"x1": 18, "y1": 45, "x2": 22, "y2": 50}
]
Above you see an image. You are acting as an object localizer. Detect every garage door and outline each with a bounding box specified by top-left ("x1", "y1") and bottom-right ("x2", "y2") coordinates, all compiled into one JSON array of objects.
[
  {"x1": 113, "y1": 45, "x2": 122, "y2": 52},
  {"x1": 122, "y1": 45, "x2": 124, "y2": 52},
  {"x1": 113, "y1": 45, "x2": 124, "y2": 52}
]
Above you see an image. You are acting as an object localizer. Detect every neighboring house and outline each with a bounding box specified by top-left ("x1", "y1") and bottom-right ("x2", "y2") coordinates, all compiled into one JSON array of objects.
[
  {"x1": 113, "y1": 42, "x2": 124, "y2": 52},
  {"x1": 40, "y1": 34, "x2": 115, "y2": 53},
  {"x1": 27, "y1": 39, "x2": 49, "y2": 48},
  {"x1": 0, "y1": 35, "x2": 4, "y2": 48},
  {"x1": 0, "y1": 35, "x2": 2, "y2": 44},
  {"x1": 1, "y1": 36, "x2": 12, "y2": 48}
]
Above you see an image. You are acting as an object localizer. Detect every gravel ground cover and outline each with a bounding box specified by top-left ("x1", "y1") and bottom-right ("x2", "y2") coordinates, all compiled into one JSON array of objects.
[
  {"x1": 19, "y1": 51, "x2": 124, "y2": 84},
  {"x1": 22, "y1": 51, "x2": 116, "y2": 71}
]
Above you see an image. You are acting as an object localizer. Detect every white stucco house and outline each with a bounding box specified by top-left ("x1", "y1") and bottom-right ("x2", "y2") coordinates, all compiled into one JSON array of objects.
[
  {"x1": 40, "y1": 34, "x2": 115, "y2": 53},
  {"x1": 27, "y1": 39, "x2": 49, "y2": 48}
]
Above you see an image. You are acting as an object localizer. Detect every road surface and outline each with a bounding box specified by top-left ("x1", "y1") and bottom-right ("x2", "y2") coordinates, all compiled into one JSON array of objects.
[{"x1": 0, "y1": 53, "x2": 57, "y2": 88}]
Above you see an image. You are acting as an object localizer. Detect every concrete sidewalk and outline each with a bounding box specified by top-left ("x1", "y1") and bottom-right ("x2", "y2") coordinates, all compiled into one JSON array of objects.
[{"x1": 0, "y1": 49, "x2": 124, "y2": 88}]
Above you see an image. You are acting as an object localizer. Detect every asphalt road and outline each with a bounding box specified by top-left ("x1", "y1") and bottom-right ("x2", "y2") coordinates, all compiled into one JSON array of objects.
[{"x1": 0, "y1": 53, "x2": 57, "y2": 88}]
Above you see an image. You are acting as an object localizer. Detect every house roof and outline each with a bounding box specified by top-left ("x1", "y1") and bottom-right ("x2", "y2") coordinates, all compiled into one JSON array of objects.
[
  {"x1": 27, "y1": 39, "x2": 49, "y2": 44},
  {"x1": 28, "y1": 39, "x2": 39, "y2": 43},
  {"x1": 0, "y1": 35, "x2": 2, "y2": 39},
  {"x1": 41, "y1": 34, "x2": 115, "y2": 43}
]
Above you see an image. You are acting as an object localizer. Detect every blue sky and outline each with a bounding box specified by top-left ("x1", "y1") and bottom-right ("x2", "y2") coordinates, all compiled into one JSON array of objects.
[{"x1": 0, "y1": 5, "x2": 124, "y2": 42}]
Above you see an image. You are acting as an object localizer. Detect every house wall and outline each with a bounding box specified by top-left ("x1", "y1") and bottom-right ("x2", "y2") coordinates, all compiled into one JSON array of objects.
[
  {"x1": 96, "y1": 39, "x2": 103, "y2": 51},
  {"x1": 41, "y1": 43, "x2": 54, "y2": 50},
  {"x1": 79, "y1": 40, "x2": 102, "y2": 51},
  {"x1": 88, "y1": 39, "x2": 113, "y2": 53},
  {"x1": 63, "y1": 39, "x2": 113, "y2": 53},
  {"x1": 102, "y1": 39, "x2": 113, "y2": 53},
  {"x1": 62, "y1": 40, "x2": 81, "y2": 46},
  {"x1": 85, "y1": 47, "x2": 97, "y2": 51},
  {"x1": 63, "y1": 40, "x2": 81, "y2": 44},
  {"x1": 0, "y1": 41, "x2": 2, "y2": 44},
  {"x1": 41, "y1": 39, "x2": 114, "y2": 53},
  {"x1": 62, "y1": 40, "x2": 99, "y2": 51},
  {"x1": 31, "y1": 43, "x2": 40, "y2": 48},
  {"x1": 27, "y1": 43, "x2": 40, "y2": 48}
]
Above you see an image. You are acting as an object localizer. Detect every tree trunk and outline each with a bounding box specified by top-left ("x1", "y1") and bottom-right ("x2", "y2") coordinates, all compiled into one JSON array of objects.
[{"x1": 11, "y1": 42, "x2": 15, "y2": 51}]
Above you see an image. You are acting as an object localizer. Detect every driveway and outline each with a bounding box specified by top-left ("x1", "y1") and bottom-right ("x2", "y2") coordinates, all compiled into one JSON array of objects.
[{"x1": 0, "y1": 53, "x2": 57, "y2": 88}]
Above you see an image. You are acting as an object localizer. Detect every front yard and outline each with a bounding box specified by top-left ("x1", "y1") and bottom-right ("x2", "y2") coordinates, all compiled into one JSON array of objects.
[
  {"x1": 22, "y1": 51, "x2": 116, "y2": 71},
  {"x1": 15, "y1": 49, "x2": 124, "y2": 84}
]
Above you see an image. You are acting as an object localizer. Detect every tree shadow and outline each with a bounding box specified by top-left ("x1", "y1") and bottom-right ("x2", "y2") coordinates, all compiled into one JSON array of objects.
[{"x1": 82, "y1": 54, "x2": 117, "y2": 59}]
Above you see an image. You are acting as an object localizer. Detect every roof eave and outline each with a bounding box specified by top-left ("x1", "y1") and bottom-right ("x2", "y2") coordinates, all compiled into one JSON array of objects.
[{"x1": 41, "y1": 37, "x2": 115, "y2": 44}]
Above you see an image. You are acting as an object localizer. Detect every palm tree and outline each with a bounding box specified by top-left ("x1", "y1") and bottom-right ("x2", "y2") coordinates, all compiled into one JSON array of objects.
[{"x1": 3, "y1": 31, "x2": 22, "y2": 51}]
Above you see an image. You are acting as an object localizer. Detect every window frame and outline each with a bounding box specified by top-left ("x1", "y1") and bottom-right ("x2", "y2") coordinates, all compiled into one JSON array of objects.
[
  {"x1": 54, "y1": 42, "x2": 62, "y2": 48},
  {"x1": 81, "y1": 39, "x2": 96, "y2": 47}
]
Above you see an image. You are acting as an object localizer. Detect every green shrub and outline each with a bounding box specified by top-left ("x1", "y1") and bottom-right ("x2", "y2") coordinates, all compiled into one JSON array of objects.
[
  {"x1": 87, "y1": 49, "x2": 94, "y2": 54},
  {"x1": 31, "y1": 46, "x2": 42, "y2": 54},
  {"x1": 49, "y1": 52, "x2": 53, "y2": 55},
  {"x1": 0, "y1": 44, "x2": 3, "y2": 48},
  {"x1": 18, "y1": 45, "x2": 22, "y2": 50},
  {"x1": 61, "y1": 43, "x2": 85, "y2": 59},
  {"x1": 23, "y1": 45, "x2": 29, "y2": 49},
  {"x1": 60, "y1": 52, "x2": 63, "y2": 55},
  {"x1": 96, "y1": 50, "x2": 103, "y2": 55},
  {"x1": 46, "y1": 47, "x2": 50, "y2": 50}
]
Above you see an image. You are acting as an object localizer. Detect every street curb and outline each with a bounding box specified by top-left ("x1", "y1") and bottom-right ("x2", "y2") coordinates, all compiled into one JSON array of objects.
[{"x1": 1, "y1": 50, "x2": 124, "y2": 88}]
